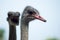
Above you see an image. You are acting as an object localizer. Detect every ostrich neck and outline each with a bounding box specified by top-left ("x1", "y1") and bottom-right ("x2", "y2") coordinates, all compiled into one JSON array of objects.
[
  {"x1": 21, "y1": 20, "x2": 29, "y2": 40},
  {"x1": 9, "y1": 24, "x2": 16, "y2": 40}
]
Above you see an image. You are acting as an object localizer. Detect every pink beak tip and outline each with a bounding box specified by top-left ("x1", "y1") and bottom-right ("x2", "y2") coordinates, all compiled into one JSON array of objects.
[{"x1": 34, "y1": 15, "x2": 47, "y2": 22}]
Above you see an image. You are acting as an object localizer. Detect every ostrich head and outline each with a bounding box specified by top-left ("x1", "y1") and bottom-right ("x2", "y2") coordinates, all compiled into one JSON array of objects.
[
  {"x1": 7, "y1": 12, "x2": 20, "y2": 25},
  {"x1": 21, "y1": 6, "x2": 46, "y2": 23}
]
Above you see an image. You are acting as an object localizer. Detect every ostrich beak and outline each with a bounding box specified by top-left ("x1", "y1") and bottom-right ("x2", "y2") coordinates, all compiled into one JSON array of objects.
[{"x1": 34, "y1": 15, "x2": 46, "y2": 22}]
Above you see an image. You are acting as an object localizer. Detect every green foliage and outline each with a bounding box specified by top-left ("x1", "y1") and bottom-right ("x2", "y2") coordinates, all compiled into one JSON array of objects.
[
  {"x1": 0, "y1": 29, "x2": 4, "y2": 38},
  {"x1": 46, "y1": 37, "x2": 58, "y2": 40}
]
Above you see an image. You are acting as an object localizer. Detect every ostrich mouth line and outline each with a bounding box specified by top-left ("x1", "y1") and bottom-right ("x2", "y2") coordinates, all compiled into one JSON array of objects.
[{"x1": 11, "y1": 17, "x2": 19, "y2": 24}]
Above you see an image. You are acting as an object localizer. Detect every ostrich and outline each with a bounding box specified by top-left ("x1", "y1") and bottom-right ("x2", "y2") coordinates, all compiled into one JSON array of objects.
[
  {"x1": 21, "y1": 6, "x2": 46, "y2": 40},
  {"x1": 7, "y1": 12, "x2": 20, "y2": 40}
]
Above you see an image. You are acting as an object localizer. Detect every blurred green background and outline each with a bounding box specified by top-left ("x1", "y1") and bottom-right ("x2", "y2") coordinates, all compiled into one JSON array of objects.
[
  {"x1": 46, "y1": 37, "x2": 60, "y2": 40},
  {"x1": 0, "y1": 29, "x2": 4, "y2": 40}
]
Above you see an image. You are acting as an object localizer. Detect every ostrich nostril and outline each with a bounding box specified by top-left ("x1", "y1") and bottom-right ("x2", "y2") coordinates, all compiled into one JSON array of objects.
[{"x1": 43, "y1": 20, "x2": 47, "y2": 22}]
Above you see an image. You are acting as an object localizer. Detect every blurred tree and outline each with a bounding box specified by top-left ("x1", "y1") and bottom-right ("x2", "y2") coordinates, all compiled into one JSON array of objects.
[
  {"x1": 0, "y1": 29, "x2": 4, "y2": 40},
  {"x1": 46, "y1": 37, "x2": 58, "y2": 40}
]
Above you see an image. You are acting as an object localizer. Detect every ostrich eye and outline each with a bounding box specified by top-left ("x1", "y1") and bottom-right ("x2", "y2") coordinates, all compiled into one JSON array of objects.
[
  {"x1": 8, "y1": 13, "x2": 12, "y2": 17},
  {"x1": 16, "y1": 12, "x2": 20, "y2": 16},
  {"x1": 28, "y1": 11, "x2": 33, "y2": 15}
]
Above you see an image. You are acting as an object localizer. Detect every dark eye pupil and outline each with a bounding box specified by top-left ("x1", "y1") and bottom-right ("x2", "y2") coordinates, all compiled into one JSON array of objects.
[{"x1": 28, "y1": 11, "x2": 33, "y2": 14}]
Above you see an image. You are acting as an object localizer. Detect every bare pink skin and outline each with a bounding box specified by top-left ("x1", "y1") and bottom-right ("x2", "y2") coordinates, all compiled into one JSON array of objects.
[{"x1": 33, "y1": 14, "x2": 46, "y2": 22}]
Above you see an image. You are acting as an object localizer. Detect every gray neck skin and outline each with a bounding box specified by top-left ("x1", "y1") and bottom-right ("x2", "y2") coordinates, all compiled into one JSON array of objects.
[
  {"x1": 9, "y1": 24, "x2": 16, "y2": 40},
  {"x1": 21, "y1": 20, "x2": 29, "y2": 40}
]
